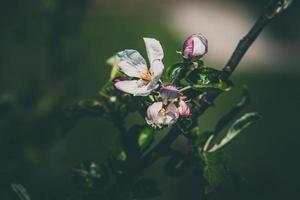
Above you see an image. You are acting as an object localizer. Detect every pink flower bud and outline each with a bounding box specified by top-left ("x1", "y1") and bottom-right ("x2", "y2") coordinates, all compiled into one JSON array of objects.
[
  {"x1": 182, "y1": 33, "x2": 208, "y2": 60},
  {"x1": 178, "y1": 100, "x2": 190, "y2": 117}
]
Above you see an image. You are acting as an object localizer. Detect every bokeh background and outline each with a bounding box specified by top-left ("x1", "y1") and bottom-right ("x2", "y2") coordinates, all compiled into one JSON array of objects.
[{"x1": 0, "y1": 0, "x2": 300, "y2": 199}]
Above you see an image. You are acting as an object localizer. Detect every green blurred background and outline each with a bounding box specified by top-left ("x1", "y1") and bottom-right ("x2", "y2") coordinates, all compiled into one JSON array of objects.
[{"x1": 0, "y1": 0, "x2": 299, "y2": 199}]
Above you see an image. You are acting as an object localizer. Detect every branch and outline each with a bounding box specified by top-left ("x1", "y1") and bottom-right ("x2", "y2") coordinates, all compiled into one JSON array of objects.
[
  {"x1": 220, "y1": 0, "x2": 294, "y2": 80},
  {"x1": 107, "y1": 0, "x2": 293, "y2": 197}
]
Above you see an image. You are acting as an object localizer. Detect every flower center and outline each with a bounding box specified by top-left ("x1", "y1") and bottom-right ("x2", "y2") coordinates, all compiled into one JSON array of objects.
[
  {"x1": 140, "y1": 69, "x2": 153, "y2": 81},
  {"x1": 159, "y1": 108, "x2": 167, "y2": 116}
]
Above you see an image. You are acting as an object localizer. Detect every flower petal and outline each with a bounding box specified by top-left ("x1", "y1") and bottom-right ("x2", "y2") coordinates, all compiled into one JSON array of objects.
[
  {"x1": 193, "y1": 36, "x2": 207, "y2": 57},
  {"x1": 149, "y1": 60, "x2": 164, "y2": 85},
  {"x1": 115, "y1": 80, "x2": 152, "y2": 96},
  {"x1": 145, "y1": 102, "x2": 179, "y2": 127},
  {"x1": 159, "y1": 86, "x2": 180, "y2": 104},
  {"x1": 143, "y1": 38, "x2": 164, "y2": 89},
  {"x1": 116, "y1": 50, "x2": 147, "y2": 78},
  {"x1": 146, "y1": 102, "x2": 163, "y2": 126},
  {"x1": 143, "y1": 38, "x2": 164, "y2": 65},
  {"x1": 164, "y1": 103, "x2": 179, "y2": 125},
  {"x1": 178, "y1": 100, "x2": 191, "y2": 117}
]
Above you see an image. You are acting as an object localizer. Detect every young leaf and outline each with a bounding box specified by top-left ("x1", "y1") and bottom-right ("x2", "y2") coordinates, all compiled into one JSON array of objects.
[
  {"x1": 201, "y1": 153, "x2": 226, "y2": 194},
  {"x1": 163, "y1": 62, "x2": 183, "y2": 83},
  {"x1": 208, "y1": 112, "x2": 261, "y2": 152},
  {"x1": 181, "y1": 67, "x2": 232, "y2": 91},
  {"x1": 138, "y1": 128, "x2": 154, "y2": 152},
  {"x1": 11, "y1": 184, "x2": 31, "y2": 200}
]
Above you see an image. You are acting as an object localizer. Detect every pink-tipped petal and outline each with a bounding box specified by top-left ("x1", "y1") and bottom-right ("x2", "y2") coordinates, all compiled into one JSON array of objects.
[{"x1": 178, "y1": 100, "x2": 191, "y2": 117}]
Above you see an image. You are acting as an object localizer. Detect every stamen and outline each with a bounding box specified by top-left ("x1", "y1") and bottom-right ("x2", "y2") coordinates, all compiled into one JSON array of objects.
[{"x1": 159, "y1": 108, "x2": 167, "y2": 116}]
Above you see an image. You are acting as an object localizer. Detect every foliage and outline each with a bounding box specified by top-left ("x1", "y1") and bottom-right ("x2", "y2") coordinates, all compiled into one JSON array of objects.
[
  {"x1": 181, "y1": 66, "x2": 233, "y2": 91},
  {"x1": 207, "y1": 112, "x2": 262, "y2": 152}
]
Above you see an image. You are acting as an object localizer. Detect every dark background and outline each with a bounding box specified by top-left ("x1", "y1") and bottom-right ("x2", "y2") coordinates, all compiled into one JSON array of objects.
[{"x1": 0, "y1": 0, "x2": 299, "y2": 199}]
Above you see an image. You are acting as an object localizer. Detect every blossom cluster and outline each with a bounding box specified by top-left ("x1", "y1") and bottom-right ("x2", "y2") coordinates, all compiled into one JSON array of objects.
[{"x1": 113, "y1": 34, "x2": 208, "y2": 128}]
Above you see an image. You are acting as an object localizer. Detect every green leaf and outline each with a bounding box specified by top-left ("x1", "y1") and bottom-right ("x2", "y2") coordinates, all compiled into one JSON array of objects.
[
  {"x1": 116, "y1": 150, "x2": 127, "y2": 161},
  {"x1": 11, "y1": 184, "x2": 31, "y2": 200},
  {"x1": 195, "y1": 59, "x2": 205, "y2": 68},
  {"x1": 181, "y1": 67, "x2": 232, "y2": 91},
  {"x1": 208, "y1": 112, "x2": 261, "y2": 152},
  {"x1": 194, "y1": 130, "x2": 214, "y2": 149},
  {"x1": 138, "y1": 128, "x2": 154, "y2": 152},
  {"x1": 202, "y1": 153, "x2": 226, "y2": 193},
  {"x1": 163, "y1": 62, "x2": 183, "y2": 83}
]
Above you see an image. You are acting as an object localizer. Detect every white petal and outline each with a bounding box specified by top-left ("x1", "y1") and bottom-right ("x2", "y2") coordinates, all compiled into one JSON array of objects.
[
  {"x1": 164, "y1": 103, "x2": 179, "y2": 125},
  {"x1": 193, "y1": 37, "x2": 207, "y2": 57},
  {"x1": 143, "y1": 38, "x2": 164, "y2": 64},
  {"x1": 145, "y1": 102, "x2": 179, "y2": 127},
  {"x1": 146, "y1": 102, "x2": 163, "y2": 125},
  {"x1": 167, "y1": 103, "x2": 179, "y2": 114},
  {"x1": 115, "y1": 80, "x2": 152, "y2": 96},
  {"x1": 149, "y1": 60, "x2": 164, "y2": 85},
  {"x1": 116, "y1": 50, "x2": 147, "y2": 78},
  {"x1": 159, "y1": 86, "x2": 180, "y2": 104},
  {"x1": 143, "y1": 38, "x2": 164, "y2": 89}
]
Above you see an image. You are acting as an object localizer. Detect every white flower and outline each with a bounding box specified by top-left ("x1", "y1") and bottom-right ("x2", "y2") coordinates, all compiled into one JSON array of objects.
[
  {"x1": 159, "y1": 85, "x2": 181, "y2": 105},
  {"x1": 146, "y1": 102, "x2": 179, "y2": 127},
  {"x1": 114, "y1": 38, "x2": 164, "y2": 96}
]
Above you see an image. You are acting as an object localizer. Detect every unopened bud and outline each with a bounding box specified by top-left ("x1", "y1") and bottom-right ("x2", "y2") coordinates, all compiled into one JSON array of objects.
[
  {"x1": 182, "y1": 33, "x2": 208, "y2": 60},
  {"x1": 178, "y1": 100, "x2": 190, "y2": 117}
]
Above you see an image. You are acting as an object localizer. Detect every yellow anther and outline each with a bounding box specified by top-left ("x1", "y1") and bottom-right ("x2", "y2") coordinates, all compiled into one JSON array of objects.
[{"x1": 140, "y1": 70, "x2": 153, "y2": 81}]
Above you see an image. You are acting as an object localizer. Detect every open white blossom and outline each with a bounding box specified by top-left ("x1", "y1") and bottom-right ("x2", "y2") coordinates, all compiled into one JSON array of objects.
[
  {"x1": 146, "y1": 102, "x2": 179, "y2": 127},
  {"x1": 114, "y1": 38, "x2": 164, "y2": 96}
]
